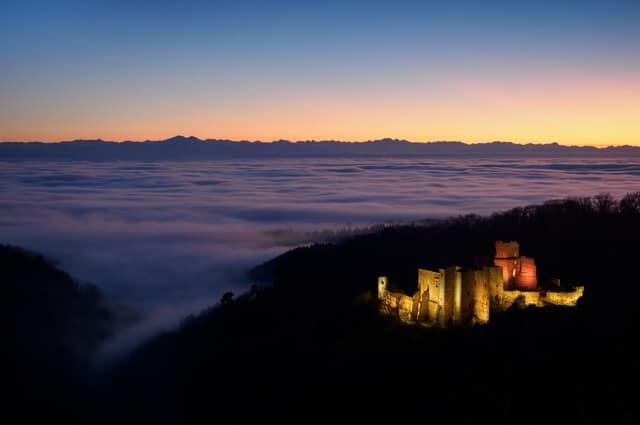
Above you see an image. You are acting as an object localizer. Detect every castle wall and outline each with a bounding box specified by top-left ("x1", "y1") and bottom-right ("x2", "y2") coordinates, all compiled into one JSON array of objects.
[
  {"x1": 461, "y1": 270, "x2": 490, "y2": 324},
  {"x1": 486, "y1": 266, "x2": 504, "y2": 312},
  {"x1": 377, "y1": 241, "x2": 582, "y2": 327},
  {"x1": 461, "y1": 272, "x2": 473, "y2": 324},
  {"x1": 495, "y1": 241, "x2": 520, "y2": 259},
  {"x1": 514, "y1": 256, "x2": 537, "y2": 290},
  {"x1": 416, "y1": 269, "x2": 428, "y2": 321},
  {"x1": 396, "y1": 294, "x2": 414, "y2": 322},
  {"x1": 378, "y1": 276, "x2": 415, "y2": 322},
  {"x1": 473, "y1": 271, "x2": 490, "y2": 324},
  {"x1": 443, "y1": 266, "x2": 462, "y2": 326},
  {"x1": 494, "y1": 257, "x2": 519, "y2": 289},
  {"x1": 542, "y1": 287, "x2": 584, "y2": 306},
  {"x1": 519, "y1": 291, "x2": 541, "y2": 307},
  {"x1": 418, "y1": 268, "x2": 445, "y2": 325},
  {"x1": 500, "y1": 290, "x2": 542, "y2": 310},
  {"x1": 494, "y1": 240, "x2": 520, "y2": 289},
  {"x1": 414, "y1": 290, "x2": 429, "y2": 322},
  {"x1": 379, "y1": 290, "x2": 415, "y2": 323},
  {"x1": 417, "y1": 269, "x2": 429, "y2": 298},
  {"x1": 460, "y1": 272, "x2": 474, "y2": 324}
]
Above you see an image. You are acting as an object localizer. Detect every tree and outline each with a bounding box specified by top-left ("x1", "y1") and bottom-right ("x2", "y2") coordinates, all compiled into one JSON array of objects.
[
  {"x1": 593, "y1": 193, "x2": 616, "y2": 215},
  {"x1": 220, "y1": 291, "x2": 234, "y2": 306},
  {"x1": 619, "y1": 192, "x2": 640, "y2": 215}
]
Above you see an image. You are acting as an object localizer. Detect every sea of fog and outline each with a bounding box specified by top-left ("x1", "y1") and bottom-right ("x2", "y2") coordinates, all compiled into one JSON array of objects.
[{"x1": 2, "y1": 157, "x2": 640, "y2": 356}]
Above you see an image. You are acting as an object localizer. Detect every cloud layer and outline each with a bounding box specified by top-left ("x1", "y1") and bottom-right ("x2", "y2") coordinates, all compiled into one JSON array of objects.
[{"x1": 2, "y1": 157, "x2": 639, "y2": 354}]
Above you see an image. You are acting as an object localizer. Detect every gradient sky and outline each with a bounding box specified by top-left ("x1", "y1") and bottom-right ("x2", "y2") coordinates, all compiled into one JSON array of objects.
[{"x1": 1, "y1": 0, "x2": 639, "y2": 145}]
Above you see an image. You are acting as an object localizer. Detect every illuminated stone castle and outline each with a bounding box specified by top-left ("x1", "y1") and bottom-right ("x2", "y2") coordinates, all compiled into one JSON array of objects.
[{"x1": 377, "y1": 241, "x2": 584, "y2": 327}]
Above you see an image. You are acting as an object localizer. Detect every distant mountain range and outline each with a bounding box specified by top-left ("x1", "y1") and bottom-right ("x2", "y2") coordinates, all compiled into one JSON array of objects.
[{"x1": 1, "y1": 136, "x2": 639, "y2": 159}]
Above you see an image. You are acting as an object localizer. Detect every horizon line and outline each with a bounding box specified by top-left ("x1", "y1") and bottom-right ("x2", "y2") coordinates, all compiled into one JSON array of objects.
[{"x1": 0, "y1": 135, "x2": 632, "y2": 149}]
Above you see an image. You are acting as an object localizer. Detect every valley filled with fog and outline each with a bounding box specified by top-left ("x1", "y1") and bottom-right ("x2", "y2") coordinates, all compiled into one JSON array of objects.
[{"x1": 2, "y1": 157, "x2": 639, "y2": 353}]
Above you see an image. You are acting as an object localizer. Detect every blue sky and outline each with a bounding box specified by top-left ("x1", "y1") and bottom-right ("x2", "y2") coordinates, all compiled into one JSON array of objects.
[{"x1": 2, "y1": 0, "x2": 639, "y2": 144}]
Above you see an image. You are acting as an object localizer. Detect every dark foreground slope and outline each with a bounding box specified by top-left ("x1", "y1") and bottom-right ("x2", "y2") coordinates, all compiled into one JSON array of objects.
[
  {"x1": 1, "y1": 245, "x2": 116, "y2": 422},
  {"x1": 104, "y1": 194, "x2": 640, "y2": 424}
]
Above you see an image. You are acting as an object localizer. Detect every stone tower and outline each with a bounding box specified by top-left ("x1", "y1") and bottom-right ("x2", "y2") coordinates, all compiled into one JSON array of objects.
[
  {"x1": 494, "y1": 241, "x2": 520, "y2": 289},
  {"x1": 514, "y1": 256, "x2": 537, "y2": 290},
  {"x1": 494, "y1": 241, "x2": 538, "y2": 290}
]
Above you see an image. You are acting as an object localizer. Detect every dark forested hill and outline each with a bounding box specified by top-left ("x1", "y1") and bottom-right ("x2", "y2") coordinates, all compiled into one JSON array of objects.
[
  {"x1": 103, "y1": 193, "x2": 640, "y2": 424},
  {"x1": 1, "y1": 245, "x2": 115, "y2": 422}
]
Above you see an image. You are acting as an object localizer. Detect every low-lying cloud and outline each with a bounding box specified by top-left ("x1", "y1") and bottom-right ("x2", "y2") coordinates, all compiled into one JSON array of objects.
[{"x1": 2, "y1": 157, "x2": 639, "y2": 357}]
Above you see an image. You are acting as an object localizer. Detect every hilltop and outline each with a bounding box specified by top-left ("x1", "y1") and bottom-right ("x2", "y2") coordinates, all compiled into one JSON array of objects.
[{"x1": 102, "y1": 192, "x2": 640, "y2": 423}]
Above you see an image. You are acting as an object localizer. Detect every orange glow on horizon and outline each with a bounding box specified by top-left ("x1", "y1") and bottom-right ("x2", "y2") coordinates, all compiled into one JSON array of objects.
[{"x1": 2, "y1": 73, "x2": 638, "y2": 146}]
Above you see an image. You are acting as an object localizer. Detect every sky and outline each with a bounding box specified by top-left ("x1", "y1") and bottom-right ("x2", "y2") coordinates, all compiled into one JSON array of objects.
[{"x1": 1, "y1": 0, "x2": 639, "y2": 145}]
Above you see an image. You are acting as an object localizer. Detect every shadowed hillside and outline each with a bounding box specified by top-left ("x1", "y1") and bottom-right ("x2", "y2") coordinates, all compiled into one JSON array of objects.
[
  {"x1": 101, "y1": 193, "x2": 640, "y2": 424},
  {"x1": 1, "y1": 245, "x2": 116, "y2": 422}
]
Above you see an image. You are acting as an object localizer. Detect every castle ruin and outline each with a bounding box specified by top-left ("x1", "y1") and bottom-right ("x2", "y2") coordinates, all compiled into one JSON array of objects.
[{"x1": 377, "y1": 241, "x2": 584, "y2": 327}]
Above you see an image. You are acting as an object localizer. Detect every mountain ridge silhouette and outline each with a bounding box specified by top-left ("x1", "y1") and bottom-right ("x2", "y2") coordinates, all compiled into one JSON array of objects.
[{"x1": 1, "y1": 135, "x2": 639, "y2": 159}]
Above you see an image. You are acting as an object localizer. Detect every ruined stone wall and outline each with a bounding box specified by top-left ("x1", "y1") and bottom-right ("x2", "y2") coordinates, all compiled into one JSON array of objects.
[
  {"x1": 443, "y1": 266, "x2": 462, "y2": 326},
  {"x1": 472, "y1": 271, "x2": 490, "y2": 324},
  {"x1": 414, "y1": 290, "x2": 428, "y2": 322},
  {"x1": 519, "y1": 291, "x2": 542, "y2": 307},
  {"x1": 460, "y1": 270, "x2": 490, "y2": 324},
  {"x1": 419, "y1": 268, "x2": 445, "y2": 325},
  {"x1": 379, "y1": 290, "x2": 415, "y2": 323},
  {"x1": 494, "y1": 257, "x2": 519, "y2": 289},
  {"x1": 542, "y1": 287, "x2": 584, "y2": 306},
  {"x1": 495, "y1": 241, "x2": 520, "y2": 259},
  {"x1": 377, "y1": 246, "x2": 583, "y2": 327},
  {"x1": 396, "y1": 294, "x2": 414, "y2": 322},
  {"x1": 417, "y1": 269, "x2": 428, "y2": 298},
  {"x1": 416, "y1": 270, "x2": 428, "y2": 322},
  {"x1": 500, "y1": 290, "x2": 542, "y2": 310},
  {"x1": 486, "y1": 266, "x2": 504, "y2": 312},
  {"x1": 461, "y1": 271, "x2": 475, "y2": 325},
  {"x1": 378, "y1": 276, "x2": 415, "y2": 322},
  {"x1": 498, "y1": 287, "x2": 584, "y2": 310},
  {"x1": 494, "y1": 241, "x2": 520, "y2": 289},
  {"x1": 514, "y1": 256, "x2": 537, "y2": 290}
]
